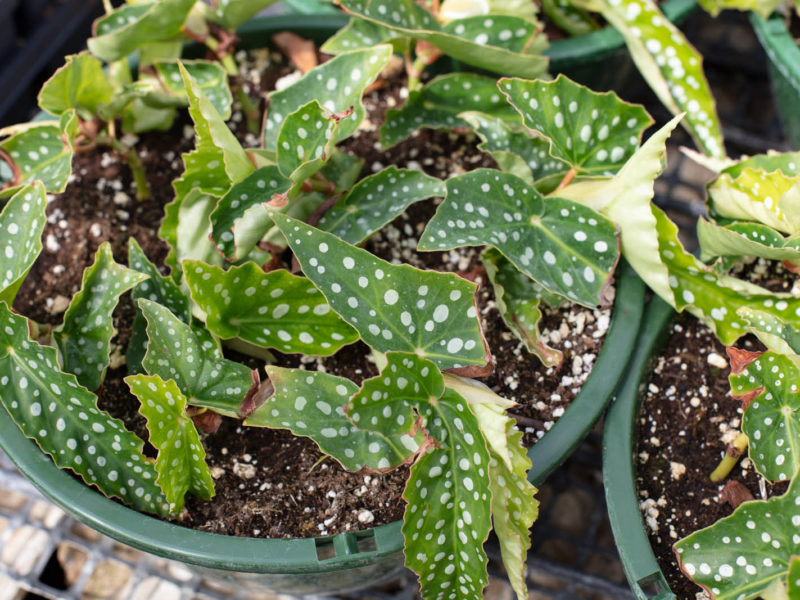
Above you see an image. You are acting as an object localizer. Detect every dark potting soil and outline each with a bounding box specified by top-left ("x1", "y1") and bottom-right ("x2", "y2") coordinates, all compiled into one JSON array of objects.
[
  {"x1": 635, "y1": 259, "x2": 793, "y2": 599},
  {"x1": 10, "y1": 46, "x2": 609, "y2": 539}
]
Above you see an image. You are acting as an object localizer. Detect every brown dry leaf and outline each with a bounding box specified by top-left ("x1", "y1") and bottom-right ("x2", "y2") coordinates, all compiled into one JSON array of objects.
[{"x1": 272, "y1": 32, "x2": 318, "y2": 74}]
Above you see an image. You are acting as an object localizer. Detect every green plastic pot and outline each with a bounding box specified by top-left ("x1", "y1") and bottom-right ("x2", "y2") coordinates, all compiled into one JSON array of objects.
[
  {"x1": 603, "y1": 297, "x2": 678, "y2": 600},
  {"x1": 750, "y1": 13, "x2": 800, "y2": 149},
  {"x1": 0, "y1": 14, "x2": 646, "y2": 596}
]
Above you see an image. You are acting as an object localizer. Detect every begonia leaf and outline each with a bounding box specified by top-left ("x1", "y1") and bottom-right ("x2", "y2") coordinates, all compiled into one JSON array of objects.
[
  {"x1": 272, "y1": 214, "x2": 487, "y2": 371},
  {"x1": 0, "y1": 183, "x2": 46, "y2": 305},
  {"x1": 403, "y1": 388, "x2": 492, "y2": 600},
  {"x1": 0, "y1": 111, "x2": 79, "y2": 198},
  {"x1": 139, "y1": 299, "x2": 253, "y2": 417},
  {"x1": 126, "y1": 238, "x2": 191, "y2": 375},
  {"x1": 150, "y1": 60, "x2": 232, "y2": 119},
  {"x1": 321, "y1": 16, "x2": 407, "y2": 54},
  {"x1": 482, "y1": 248, "x2": 562, "y2": 367},
  {"x1": 697, "y1": 218, "x2": 800, "y2": 264},
  {"x1": 208, "y1": 166, "x2": 291, "y2": 262},
  {"x1": 419, "y1": 169, "x2": 619, "y2": 307},
  {"x1": 126, "y1": 374, "x2": 214, "y2": 514},
  {"x1": 674, "y1": 475, "x2": 800, "y2": 600},
  {"x1": 787, "y1": 556, "x2": 800, "y2": 598},
  {"x1": 53, "y1": 243, "x2": 147, "y2": 391},
  {"x1": 317, "y1": 167, "x2": 446, "y2": 245},
  {"x1": 184, "y1": 260, "x2": 358, "y2": 355},
  {"x1": 500, "y1": 75, "x2": 653, "y2": 175},
  {"x1": 380, "y1": 73, "x2": 519, "y2": 148},
  {"x1": 318, "y1": 149, "x2": 364, "y2": 192},
  {"x1": 208, "y1": 0, "x2": 280, "y2": 29},
  {"x1": 723, "y1": 152, "x2": 800, "y2": 179},
  {"x1": 87, "y1": 0, "x2": 196, "y2": 63},
  {"x1": 37, "y1": 52, "x2": 114, "y2": 120},
  {"x1": 336, "y1": 0, "x2": 548, "y2": 79},
  {"x1": 697, "y1": 0, "x2": 781, "y2": 19},
  {"x1": 540, "y1": 0, "x2": 598, "y2": 36},
  {"x1": 569, "y1": 0, "x2": 724, "y2": 158},
  {"x1": 0, "y1": 303, "x2": 170, "y2": 517},
  {"x1": 263, "y1": 45, "x2": 392, "y2": 152},
  {"x1": 276, "y1": 100, "x2": 339, "y2": 185},
  {"x1": 245, "y1": 367, "x2": 422, "y2": 471},
  {"x1": 738, "y1": 308, "x2": 800, "y2": 364},
  {"x1": 729, "y1": 351, "x2": 800, "y2": 482}
]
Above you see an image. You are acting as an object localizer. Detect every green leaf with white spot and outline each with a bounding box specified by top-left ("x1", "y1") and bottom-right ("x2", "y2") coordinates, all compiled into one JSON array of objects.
[
  {"x1": 207, "y1": 0, "x2": 280, "y2": 29},
  {"x1": 180, "y1": 62, "x2": 252, "y2": 184},
  {"x1": 570, "y1": 0, "x2": 724, "y2": 158},
  {"x1": 500, "y1": 75, "x2": 653, "y2": 175},
  {"x1": 729, "y1": 351, "x2": 800, "y2": 482},
  {"x1": 380, "y1": 73, "x2": 519, "y2": 148},
  {"x1": 147, "y1": 60, "x2": 232, "y2": 120},
  {"x1": 139, "y1": 299, "x2": 253, "y2": 417},
  {"x1": 37, "y1": 52, "x2": 114, "y2": 120},
  {"x1": 263, "y1": 46, "x2": 392, "y2": 153},
  {"x1": 273, "y1": 214, "x2": 487, "y2": 372},
  {"x1": 697, "y1": 217, "x2": 800, "y2": 264},
  {"x1": 0, "y1": 183, "x2": 46, "y2": 305},
  {"x1": 540, "y1": 0, "x2": 598, "y2": 36},
  {"x1": 321, "y1": 16, "x2": 408, "y2": 54},
  {"x1": 674, "y1": 474, "x2": 800, "y2": 600},
  {"x1": 697, "y1": 0, "x2": 782, "y2": 19},
  {"x1": 0, "y1": 110, "x2": 79, "y2": 198},
  {"x1": 489, "y1": 418, "x2": 538, "y2": 600},
  {"x1": 208, "y1": 166, "x2": 292, "y2": 262},
  {"x1": 460, "y1": 111, "x2": 569, "y2": 189},
  {"x1": 482, "y1": 248, "x2": 563, "y2": 368},
  {"x1": 319, "y1": 149, "x2": 364, "y2": 192},
  {"x1": 53, "y1": 243, "x2": 147, "y2": 391},
  {"x1": 245, "y1": 367, "x2": 422, "y2": 471},
  {"x1": 126, "y1": 238, "x2": 191, "y2": 375},
  {"x1": 403, "y1": 388, "x2": 492, "y2": 600},
  {"x1": 723, "y1": 152, "x2": 800, "y2": 179},
  {"x1": 184, "y1": 260, "x2": 357, "y2": 355},
  {"x1": 317, "y1": 167, "x2": 445, "y2": 245},
  {"x1": 738, "y1": 308, "x2": 800, "y2": 363},
  {"x1": 126, "y1": 374, "x2": 214, "y2": 513},
  {"x1": 336, "y1": 0, "x2": 548, "y2": 80},
  {"x1": 787, "y1": 556, "x2": 800, "y2": 598},
  {"x1": 707, "y1": 168, "x2": 800, "y2": 236},
  {"x1": 277, "y1": 100, "x2": 339, "y2": 186},
  {"x1": 0, "y1": 303, "x2": 170, "y2": 517},
  {"x1": 419, "y1": 169, "x2": 619, "y2": 307},
  {"x1": 87, "y1": 0, "x2": 196, "y2": 63},
  {"x1": 348, "y1": 352, "x2": 443, "y2": 437}
]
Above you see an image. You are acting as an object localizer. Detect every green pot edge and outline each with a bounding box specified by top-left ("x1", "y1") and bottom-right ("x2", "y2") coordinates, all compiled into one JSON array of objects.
[{"x1": 602, "y1": 296, "x2": 678, "y2": 600}]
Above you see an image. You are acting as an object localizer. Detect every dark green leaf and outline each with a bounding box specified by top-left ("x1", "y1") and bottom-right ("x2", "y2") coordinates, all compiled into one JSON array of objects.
[{"x1": 0, "y1": 183, "x2": 47, "y2": 305}]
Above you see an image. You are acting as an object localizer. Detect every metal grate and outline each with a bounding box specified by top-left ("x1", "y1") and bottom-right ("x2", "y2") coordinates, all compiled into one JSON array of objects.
[{"x1": 0, "y1": 7, "x2": 789, "y2": 600}]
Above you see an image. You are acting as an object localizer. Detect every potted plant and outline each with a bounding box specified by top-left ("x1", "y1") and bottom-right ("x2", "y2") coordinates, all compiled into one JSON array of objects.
[
  {"x1": 598, "y1": 141, "x2": 800, "y2": 599},
  {"x1": 0, "y1": 1, "x2": 694, "y2": 597}
]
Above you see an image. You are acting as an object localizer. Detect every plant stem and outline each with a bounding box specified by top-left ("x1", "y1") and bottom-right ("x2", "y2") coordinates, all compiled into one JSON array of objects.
[
  {"x1": 107, "y1": 138, "x2": 150, "y2": 201},
  {"x1": 710, "y1": 431, "x2": 749, "y2": 483},
  {"x1": 207, "y1": 40, "x2": 261, "y2": 134},
  {"x1": 405, "y1": 53, "x2": 427, "y2": 93},
  {"x1": 102, "y1": 0, "x2": 113, "y2": 14},
  {"x1": 556, "y1": 168, "x2": 577, "y2": 190}
]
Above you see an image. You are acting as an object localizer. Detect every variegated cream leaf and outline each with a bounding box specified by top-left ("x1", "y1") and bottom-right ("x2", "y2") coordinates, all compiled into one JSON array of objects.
[
  {"x1": 53, "y1": 243, "x2": 147, "y2": 391},
  {"x1": 184, "y1": 260, "x2": 358, "y2": 355}
]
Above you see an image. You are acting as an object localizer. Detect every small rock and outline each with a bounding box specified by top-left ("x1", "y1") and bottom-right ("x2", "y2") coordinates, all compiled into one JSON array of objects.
[
  {"x1": 50, "y1": 295, "x2": 70, "y2": 314},
  {"x1": 707, "y1": 352, "x2": 728, "y2": 369},
  {"x1": 210, "y1": 466, "x2": 225, "y2": 479},
  {"x1": 669, "y1": 461, "x2": 686, "y2": 480},
  {"x1": 357, "y1": 509, "x2": 375, "y2": 524},
  {"x1": 232, "y1": 462, "x2": 256, "y2": 479}
]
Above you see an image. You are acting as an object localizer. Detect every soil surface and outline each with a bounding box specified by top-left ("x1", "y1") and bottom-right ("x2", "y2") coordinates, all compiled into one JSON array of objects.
[
  {"x1": 636, "y1": 258, "x2": 794, "y2": 599},
  {"x1": 11, "y1": 45, "x2": 610, "y2": 539}
]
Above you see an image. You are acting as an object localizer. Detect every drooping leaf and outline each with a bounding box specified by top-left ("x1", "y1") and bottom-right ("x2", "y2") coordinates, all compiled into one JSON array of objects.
[
  {"x1": 0, "y1": 303, "x2": 170, "y2": 517},
  {"x1": 348, "y1": 352, "x2": 444, "y2": 437},
  {"x1": 245, "y1": 367, "x2": 422, "y2": 471},
  {"x1": 419, "y1": 169, "x2": 619, "y2": 307},
  {"x1": 674, "y1": 475, "x2": 800, "y2": 600},
  {"x1": 482, "y1": 248, "x2": 563, "y2": 367},
  {"x1": 149, "y1": 60, "x2": 232, "y2": 119},
  {"x1": 53, "y1": 243, "x2": 147, "y2": 391},
  {"x1": 272, "y1": 214, "x2": 488, "y2": 371},
  {"x1": 569, "y1": 0, "x2": 724, "y2": 158},
  {"x1": 184, "y1": 260, "x2": 358, "y2": 355},
  {"x1": 276, "y1": 100, "x2": 339, "y2": 185},
  {"x1": 380, "y1": 73, "x2": 519, "y2": 148},
  {"x1": 500, "y1": 75, "x2": 653, "y2": 175},
  {"x1": 317, "y1": 167, "x2": 446, "y2": 245},
  {"x1": 87, "y1": 0, "x2": 196, "y2": 63},
  {"x1": 403, "y1": 388, "x2": 492, "y2": 600},
  {"x1": 208, "y1": 166, "x2": 292, "y2": 261},
  {"x1": 729, "y1": 351, "x2": 800, "y2": 482},
  {"x1": 489, "y1": 419, "x2": 538, "y2": 600},
  {"x1": 707, "y1": 168, "x2": 800, "y2": 236},
  {"x1": 126, "y1": 374, "x2": 214, "y2": 514},
  {"x1": 37, "y1": 52, "x2": 114, "y2": 120},
  {"x1": 697, "y1": 217, "x2": 800, "y2": 264},
  {"x1": 139, "y1": 299, "x2": 253, "y2": 417},
  {"x1": 336, "y1": 0, "x2": 548, "y2": 80},
  {"x1": 126, "y1": 238, "x2": 191, "y2": 375},
  {"x1": 0, "y1": 111, "x2": 79, "y2": 198},
  {"x1": 263, "y1": 45, "x2": 392, "y2": 152},
  {"x1": 0, "y1": 183, "x2": 46, "y2": 305},
  {"x1": 460, "y1": 111, "x2": 568, "y2": 188}
]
